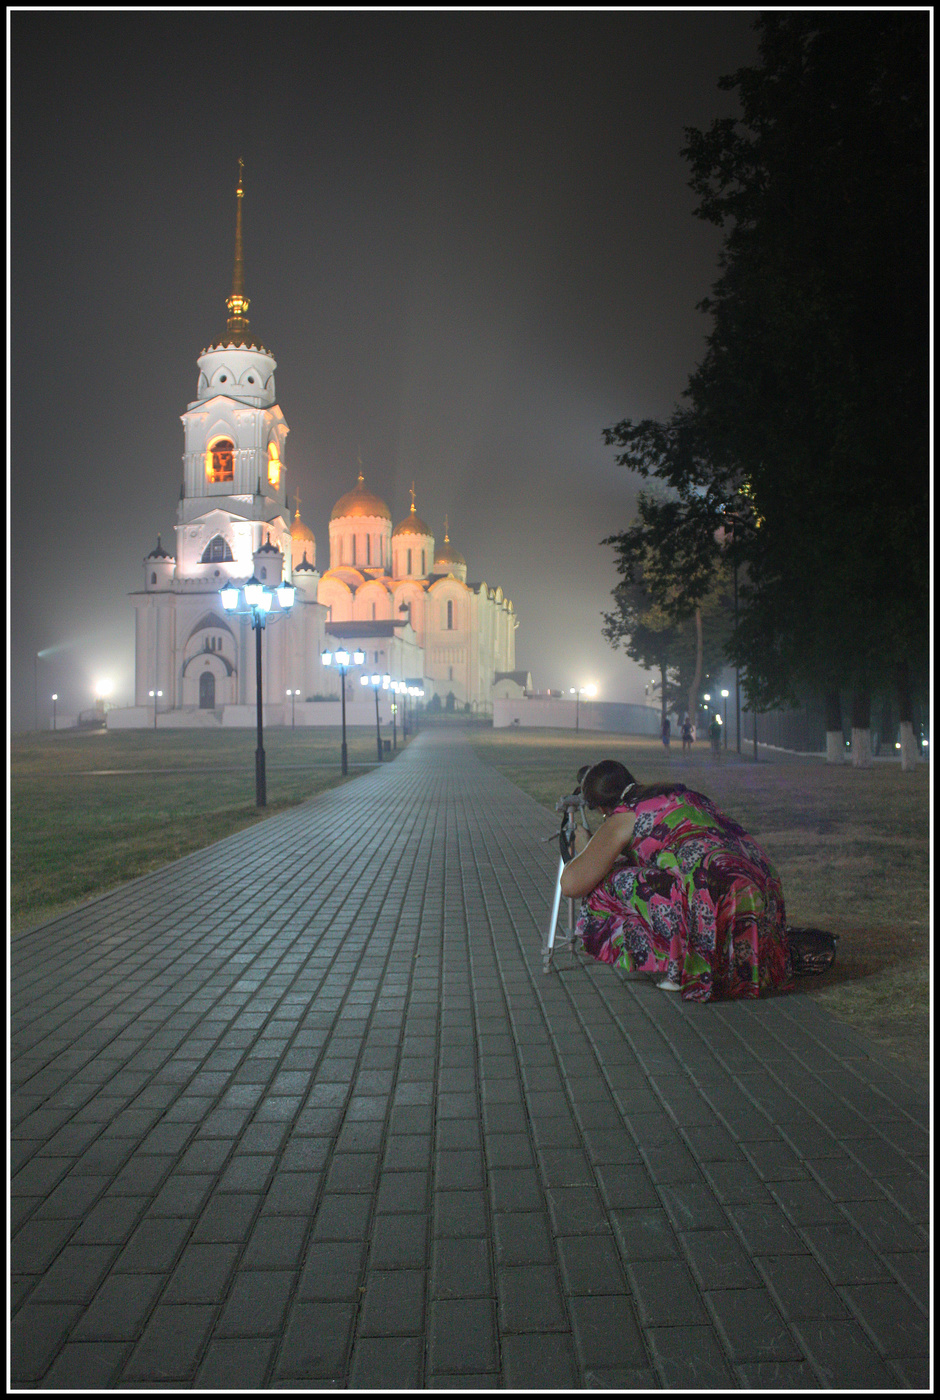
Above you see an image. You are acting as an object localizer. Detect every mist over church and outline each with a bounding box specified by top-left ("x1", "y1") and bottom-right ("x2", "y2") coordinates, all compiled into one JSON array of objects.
[{"x1": 112, "y1": 168, "x2": 523, "y2": 730}]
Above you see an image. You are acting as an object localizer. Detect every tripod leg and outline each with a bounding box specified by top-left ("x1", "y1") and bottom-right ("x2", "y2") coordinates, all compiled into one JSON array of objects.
[{"x1": 544, "y1": 855, "x2": 565, "y2": 973}]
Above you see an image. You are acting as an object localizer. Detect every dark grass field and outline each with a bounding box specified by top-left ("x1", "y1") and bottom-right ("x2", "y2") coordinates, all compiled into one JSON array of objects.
[
  {"x1": 10, "y1": 727, "x2": 404, "y2": 933},
  {"x1": 469, "y1": 729, "x2": 930, "y2": 1075}
]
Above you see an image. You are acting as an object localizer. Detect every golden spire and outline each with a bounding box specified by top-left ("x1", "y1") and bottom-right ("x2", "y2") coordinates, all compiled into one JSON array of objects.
[
  {"x1": 224, "y1": 158, "x2": 251, "y2": 345},
  {"x1": 444, "y1": 514, "x2": 450, "y2": 542},
  {"x1": 410, "y1": 481, "x2": 416, "y2": 513}
]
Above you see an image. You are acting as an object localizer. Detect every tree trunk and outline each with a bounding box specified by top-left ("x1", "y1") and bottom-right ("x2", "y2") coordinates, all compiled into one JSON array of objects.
[
  {"x1": 825, "y1": 686, "x2": 845, "y2": 764},
  {"x1": 687, "y1": 608, "x2": 703, "y2": 734},
  {"x1": 851, "y1": 687, "x2": 873, "y2": 768},
  {"x1": 897, "y1": 661, "x2": 919, "y2": 770},
  {"x1": 660, "y1": 661, "x2": 668, "y2": 721}
]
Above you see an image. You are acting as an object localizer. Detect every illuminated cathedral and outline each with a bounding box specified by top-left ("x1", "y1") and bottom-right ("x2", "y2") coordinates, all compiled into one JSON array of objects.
[{"x1": 115, "y1": 167, "x2": 520, "y2": 729}]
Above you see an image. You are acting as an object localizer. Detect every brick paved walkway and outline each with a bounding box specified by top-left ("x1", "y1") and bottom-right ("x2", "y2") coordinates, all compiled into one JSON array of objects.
[{"x1": 10, "y1": 729, "x2": 930, "y2": 1389}]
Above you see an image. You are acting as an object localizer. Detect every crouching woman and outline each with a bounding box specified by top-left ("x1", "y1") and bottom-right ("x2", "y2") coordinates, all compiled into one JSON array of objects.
[{"x1": 560, "y1": 759, "x2": 793, "y2": 1002}]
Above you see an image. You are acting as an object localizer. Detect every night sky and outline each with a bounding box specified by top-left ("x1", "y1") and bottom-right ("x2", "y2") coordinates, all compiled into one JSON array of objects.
[{"x1": 10, "y1": 10, "x2": 762, "y2": 731}]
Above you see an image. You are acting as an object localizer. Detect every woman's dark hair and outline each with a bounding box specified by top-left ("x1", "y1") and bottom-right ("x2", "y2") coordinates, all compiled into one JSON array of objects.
[{"x1": 579, "y1": 758, "x2": 687, "y2": 810}]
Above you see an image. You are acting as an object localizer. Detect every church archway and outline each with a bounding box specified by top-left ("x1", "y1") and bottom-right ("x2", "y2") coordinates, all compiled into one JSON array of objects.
[{"x1": 199, "y1": 672, "x2": 216, "y2": 709}]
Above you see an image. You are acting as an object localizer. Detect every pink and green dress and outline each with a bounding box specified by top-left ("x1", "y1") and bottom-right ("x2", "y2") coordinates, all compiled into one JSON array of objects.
[{"x1": 574, "y1": 788, "x2": 793, "y2": 1002}]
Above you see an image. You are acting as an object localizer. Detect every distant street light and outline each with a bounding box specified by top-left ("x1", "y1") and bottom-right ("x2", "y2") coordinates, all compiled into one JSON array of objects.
[
  {"x1": 148, "y1": 688, "x2": 163, "y2": 730},
  {"x1": 286, "y1": 688, "x2": 301, "y2": 728},
  {"x1": 569, "y1": 683, "x2": 597, "y2": 733},
  {"x1": 51, "y1": 694, "x2": 58, "y2": 731},
  {"x1": 321, "y1": 648, "x2": 365, "y2": 775},
  {"x1": 721, "y1": 689, "x2": 730, "y2": 748},
  {"x1": 221, "y1": 575, "x2": 296, "y2": 805}
]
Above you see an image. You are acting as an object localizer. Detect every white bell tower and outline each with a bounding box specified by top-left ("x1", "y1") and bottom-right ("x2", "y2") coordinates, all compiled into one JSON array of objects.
[{"x1": 176, "y1": 159, "x2": 291, "y2": 585}]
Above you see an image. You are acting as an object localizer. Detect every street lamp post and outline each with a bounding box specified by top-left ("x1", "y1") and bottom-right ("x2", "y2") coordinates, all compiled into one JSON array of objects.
[
  {"x1": 390, "y1": 682, "x2": 399, "y2": 751},
  {"x1": 148, "y1": 689, "x2": 163, "y2": 730},
  {"x1": 221, "y1": 575, "x2": 296, "y2": 806},
  {"x1": 321, "y1": 648, "x2": 365, "y2": 775},
  {"x1": 286, "y1": 688, "x2": 300, "y2": 728},
  {"x1": 361, "y1": 673, "x2": 389, "y2": 763},
  {"x1": 721, "y1": 689, "x2": 730, "y2": 748},
  {"x1": 51, "y1": 694, "x2": 58, "y2": 731}
]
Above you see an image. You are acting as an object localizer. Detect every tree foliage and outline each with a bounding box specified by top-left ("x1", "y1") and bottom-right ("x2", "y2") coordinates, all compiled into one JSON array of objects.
[{"x1": 602, "y1": 13, "x2": 929, "y2": 712}]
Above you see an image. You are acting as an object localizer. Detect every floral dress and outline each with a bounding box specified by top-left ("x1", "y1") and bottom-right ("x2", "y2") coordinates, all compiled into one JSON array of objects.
[{"x1": 574, "y1": 788, "x2": 793, "y2": 1002}]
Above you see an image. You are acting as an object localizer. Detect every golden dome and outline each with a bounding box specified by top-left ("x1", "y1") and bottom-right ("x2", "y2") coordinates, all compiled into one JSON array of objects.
[
  {"x1": 434, "y1": 518, "x2": 465, "y2": 568},
  {"x1": 291, "y1": 506, "x2": 316, "y2": 542},
  {"x1": 330, "y1": 471, "x2": 391, "y2": 522},
  {"x1": 393, "y1": 502, "x2": 433, "y2": 538}
]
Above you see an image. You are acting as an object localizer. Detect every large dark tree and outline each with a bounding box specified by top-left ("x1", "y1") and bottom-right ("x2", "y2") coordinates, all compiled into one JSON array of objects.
[{"x1": 603, "y1": 13, "x2": 929, "y2": 766}]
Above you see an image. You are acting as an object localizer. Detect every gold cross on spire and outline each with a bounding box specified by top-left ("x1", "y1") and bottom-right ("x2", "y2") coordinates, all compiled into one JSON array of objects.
[
  {"x1": 410, "y1": 481, "x2": 416, "y2": 512},
  {"x1": 225, "y1": 157, "x2": 250, "y2": 343},
  {"x1": 444, "y1": 514, "x2": 450, "y2": 542}
]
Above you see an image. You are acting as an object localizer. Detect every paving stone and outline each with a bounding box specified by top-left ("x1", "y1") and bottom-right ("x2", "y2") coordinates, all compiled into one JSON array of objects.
[
  {"x1": 358, "y1": 1267, "x2": 426, "y2": 1334},
  {"x1": 428, "y1": 1297, "x2": 498, "y2": 1374},
  {"x1": 786, "y1": 1317, "x2": 898, "y2": 1386},
  {"x1": 297, "y1": 1240, "x2": 366, "y2": 1300},
  {"x1": 431, "y1": 1235, "x2": 492, "y2": 1298},
  {"x1": 754, "y1": 1253, "x2": 850, "y2": 1319},
  {"x1": 196, "y1": 1337, "x2": 276, "y2": 1387},
  {"x1": 568, "y1": 1294, "x2": 647, "y2": 1369},
  {"x1": 841, "y1": 1281, "x2": 929, "y2": 1357},
  {"x1": 349, "y1": 1334, "x2": 424, "y2": 1388},
  {"x1": 70, "y1": 1271, "x2": 167, "y2": 1341},
  {"x1": 122, "y1": 1303, "x2": 217, "y2": 1380},
  {"x1": 41, "y1": 1340, "x2": 130, "y2": 1389},
  {"x1": 645, "y1": 1323, "x2": 738, "y2": 1389},
  {"x1": 705, "y1": 1288, "x2": 803, "y2": 1362},
  {"x1": 501, "y1": 1331, "x2": 579, "y2": 1388}
]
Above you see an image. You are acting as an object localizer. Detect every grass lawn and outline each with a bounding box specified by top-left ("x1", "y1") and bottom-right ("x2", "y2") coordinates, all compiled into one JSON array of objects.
[
  {"x1": 10, "y1": 726, "x2": 406, "y2": 934},
  {"x1": 469, "y1": 728, "x2": 930, "y2": 1075}
]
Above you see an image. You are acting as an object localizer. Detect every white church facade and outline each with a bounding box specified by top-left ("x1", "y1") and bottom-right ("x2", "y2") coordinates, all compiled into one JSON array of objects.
[{"x1": 111, "y1": 168, "x2": 520, "y2": 730}]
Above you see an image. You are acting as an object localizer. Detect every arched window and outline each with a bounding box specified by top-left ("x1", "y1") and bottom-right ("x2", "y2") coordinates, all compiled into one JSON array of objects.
[
  {"x1": 206, "y1": 438, "x2": 235, "y2": 483},
  {"x1": 151, "y1": 572, "x2": 157, "y2": 585},
  {"x1": 366, "y1": 535, "x2": 371, "y2": 566},
  {"x1": 407, "y1": 548, "x2": 412, "y2": 575},
  {"x1": 352, "y1": 536, "x2": 357, "y2": 566},
  {"x1": 201, "y1": 534, "x2": 234, "y2": 563},
  {"x1": 447, "y1": 600, "x2": 454, "y2": 630}
]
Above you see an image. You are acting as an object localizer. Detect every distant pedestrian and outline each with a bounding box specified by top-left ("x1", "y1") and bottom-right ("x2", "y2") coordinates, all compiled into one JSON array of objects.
[
  {"x1": 709, "y1": 713, "x2": 722, "y2": 759},
  {"x1": 661, "y1": 716, "x2": 671, "y2": 749},
  {"x1": 681, "y1": 716, "x2": 693, "y2": 751}
]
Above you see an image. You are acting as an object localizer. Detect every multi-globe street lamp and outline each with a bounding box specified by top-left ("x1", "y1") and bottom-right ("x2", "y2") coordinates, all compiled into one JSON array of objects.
[
  {"x1": 286, "y1": 688, "x2": 301, "y2": 728},
  {"x1": 361, "y1": 673, "x2": 389, "y2": 762},
  {"x1": 321, "y1": 648, "x2": 365, "y2": 776},
  {"x1": 221, "y1": 575, "x2": 296, "y2": 806},
  {"x1": 148, "y1": 688, "x2": 163, "y2": 730}
]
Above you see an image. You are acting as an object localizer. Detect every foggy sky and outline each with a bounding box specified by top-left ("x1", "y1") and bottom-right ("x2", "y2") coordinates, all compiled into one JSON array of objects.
[{"x1": 10, "y1": 10, "x2": 761, "y2": 730}]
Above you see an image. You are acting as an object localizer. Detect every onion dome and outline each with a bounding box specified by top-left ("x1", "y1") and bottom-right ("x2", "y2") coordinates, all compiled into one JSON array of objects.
[
  {"x1": 147, "y1": 534, "x2": 174, "y2": 560},
  {"x1": 255, "y1": 531, "x2": 282, "y2": 556},
  {"x1": 393, "y1": 486, "x2": 433, "y2": 538},
  {"x1": 330, "y1": 470, "x2": 391, "y2": 522},
  {"x1": 291, "y1": 505, "x2": 316, "y2": 547},
  {"x1": 294, "y1": 550, "x2": 317, "y2": 573},
  {"x1": 291, "y1": 501, "x2": 317, "y2": 571},
  {"x1": 433, "y1": 518, "x2": 466, "y2": 571}
]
